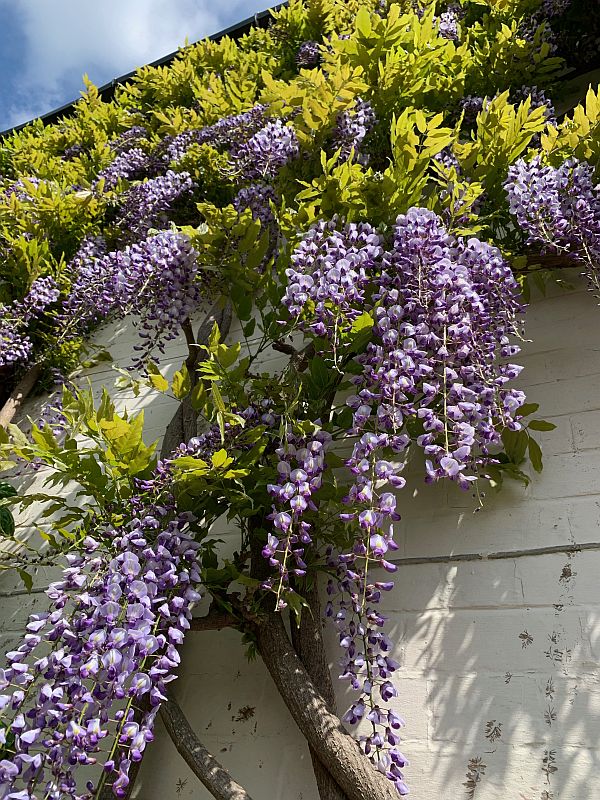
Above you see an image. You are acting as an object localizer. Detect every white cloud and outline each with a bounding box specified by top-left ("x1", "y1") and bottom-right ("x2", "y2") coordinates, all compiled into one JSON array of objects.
[{"x1": 2, "y1": 0, "x2": 271, "y2": 128}]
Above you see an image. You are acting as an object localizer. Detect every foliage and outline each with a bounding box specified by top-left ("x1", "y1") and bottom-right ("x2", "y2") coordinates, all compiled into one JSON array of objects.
[{"x1": 0, "y1": 0, "x2": 597, "y2": 798}]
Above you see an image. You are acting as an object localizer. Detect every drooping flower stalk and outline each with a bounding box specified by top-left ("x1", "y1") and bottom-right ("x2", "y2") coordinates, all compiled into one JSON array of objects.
[
  {"x1": 505, "y1": 155, "x2": 600, "y2": 294},
  {"x1": 0, "y1": 486, "x2": 201, "y2": 800}
]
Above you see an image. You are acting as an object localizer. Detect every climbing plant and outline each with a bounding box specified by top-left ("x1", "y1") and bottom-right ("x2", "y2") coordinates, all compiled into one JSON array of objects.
[{"x1": 0, "y1": 1, "x2": 599, "y2": 798}]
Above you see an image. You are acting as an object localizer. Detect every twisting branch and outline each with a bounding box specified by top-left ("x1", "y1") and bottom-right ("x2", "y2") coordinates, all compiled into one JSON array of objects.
[
  {"x1": 255, "y1": 612, "x2": 398, "y2": 800},
  {"x1": 518, "y1": 252, "x2": 582, "y2": 273},
  {"x1": 189, "y1": 610, "x2": 237, "y2": 631},
  {"x1": 291, "y1": 581, "x2": 349, "y2": 800},
  {"x1": 160, "y1": 691, "x2": 255, "y2": 800},
  {"x1": 160, "y1": 299, "x2": 232, "y2": 459}
]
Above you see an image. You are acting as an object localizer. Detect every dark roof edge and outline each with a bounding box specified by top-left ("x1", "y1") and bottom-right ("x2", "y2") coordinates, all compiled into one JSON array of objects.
[{"x1": 1, "y1": 2, "x2": 287, "y2": 138}]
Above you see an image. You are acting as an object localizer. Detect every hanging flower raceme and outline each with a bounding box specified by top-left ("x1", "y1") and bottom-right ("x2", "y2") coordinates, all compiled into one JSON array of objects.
[
  {"x1": 263, "y1": 428, "x2": 331, "y2": 609},
  {"x1": 61, "y1": 231, "x2": 201, "y2": 369},
  {"x1": 511, "y1": 86, "x2": 556, "y2": 125},
  {"x1": 115, "y1": 170, "x2": 193, "y2": 238},
  {"x1": 283, "y1": 218, "x2": 384, "y2": 340},
  {"x1": 436, "y1": 4, "x2": 464, "y2": 41},
  {"x1": 164, "y1": 105, "x2": 268, "y2": 165},
  {"x1": 332, "y1": 98, "x2": 376, "y2": 165},
  {"x1": 324, "y1": 426, "x2": 409, "y2": 796},
  {"x1": 296, "y1": 41, "x2": 321, "y2": 68},
  {"x1": 96, "y1": 148, "x2": 152, "y2": 191},
  {"x1": 0, "y1": 277, "x2": 60, "y2": 368},
  {"x1": 283, "y1": 208, "x2": 526, "y2": 795},
  {"x1": 110, "y1": 126, "x2": 149, "y2": 154},
  {"x1": 505, "y1": 155, "x2": 600, "y2": 292},
  {"x1": 0, "y1": 498, "x2": 201, "y2": 800},
  {"x1": 230, "y1": 118, "x2": 299, "y2": 181},
  {"x1": 349, "y1": 207, "x2": 525, "y2": 485}
]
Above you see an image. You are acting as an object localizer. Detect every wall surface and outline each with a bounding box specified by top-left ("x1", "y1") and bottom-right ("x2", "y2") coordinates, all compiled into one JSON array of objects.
[{"x1": 2, "y1": 283, "x2": 600, "y2": 800}]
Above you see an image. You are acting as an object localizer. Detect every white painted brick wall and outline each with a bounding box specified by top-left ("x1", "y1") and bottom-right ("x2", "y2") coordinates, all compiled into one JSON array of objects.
[{"x1": 2, "y1": 284, "x2": 600, "y2": 800}]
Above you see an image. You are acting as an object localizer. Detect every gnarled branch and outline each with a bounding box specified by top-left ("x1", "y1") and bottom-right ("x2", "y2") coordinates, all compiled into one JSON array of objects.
[
  {"x1": 255, "y1": 612, "x2": 398, "y2": 800},
  {"x1": 160, "y1": 691, "x2": 254, "y2": 800},
  {"x1": 189, "y1": 610, "x2": 237, "y2": 631},
  {"x1": 291, "y1": 582, "x2": 349, "y2": 800}
]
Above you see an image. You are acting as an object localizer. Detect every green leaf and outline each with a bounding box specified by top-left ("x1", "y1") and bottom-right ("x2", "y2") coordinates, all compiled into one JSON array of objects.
[
  {"x1": 17, "y1": 569, "x2": 33, "y2": 593},
  {"x1": 217, "y1": 342, "x2": 241, "y2": 369},
  {"x1": 0, "y1": 482, "x2": 17, "y2": 500},
  {"x1": 350, "y1": 312, "x2": 374, "y2": 334},
  {"x1": 145, "y1": 362, "x2": 169, "y2": 393},
  {"x1": 211, "y1": 449, "x2": 233, "y2": 469},
  {"x1": 243, "y1": 318, "x2": 256, "y2": 337},
  {"x1": 190, "y1": 381, "x2": 207, "y2": 412},
  {"x1": 208, "y1": 322, "x2": 221, "y2": 351},
  {"x1": 309, "y1": 356, "x2": 330, "y2": 389},
  {"x1": 285, "y1": 590, "x2": 310, "y2": 621},
  {"x1": 0, "y1": 507, "x2": 15, "y2": 537},
  {"x1": 527, "y1": 419, "x2": 557, "y2": 432},
  {"x1": 501, "y1": 428, "x2": 529, "y2": 465},
  {"x1": 355, "y1": 7, "x2": 372, "y2": 37},
  {"x1": 528, "y1": 436, "x2": 544, "y2": 473},
  {"x1": 172, "y1": 365, "x2": 192, "y2": 400},
  {"x1": 518, "y1": 403, "x2": 540, "y2": 417}
]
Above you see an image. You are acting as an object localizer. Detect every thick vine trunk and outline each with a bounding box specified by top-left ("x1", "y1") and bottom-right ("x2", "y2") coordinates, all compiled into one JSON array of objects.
[
  {"x1": 0, "y1": 364, "x2": 42, "y2": 428},
  {"x1": 255, "y1": 612, "x2": 398, "y2": 800},
  {"x1": 160, "y1": 692, "x2": 254, "y2": 800},
  {"x1": 160, "y1": 299, "x2": 232, "y2": 457},
  {"x1": 291, "y1": 583, "x2": 350, "y2": 800}
]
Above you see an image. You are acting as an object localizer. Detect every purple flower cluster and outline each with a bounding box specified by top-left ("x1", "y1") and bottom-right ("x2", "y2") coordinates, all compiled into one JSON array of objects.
[
  {"x1": 283, "y1": 218, "x2": 384, "y2": 338},
  {"x1": 110, "y1": 126, "x2": 149, "y2": 154},
  {"x1": 175, "y1": 402, "x2": 274, "y2": 463},
  {"x1": 4, "y1": 177, "x2": 41, "y2": 203},
  {"x1": 437, "y1": 5, "x2": 463, "y2": 41},
  {"x1": 20, "y1": 277, "x2": 60, "y2": 321},
  {"x1": 458, "y1": 95, "x2": 486, "y2": 128},
  {"x1": 286, "y1": 209, "x2": 525, "y2": 483},
  {"x1": 332, "y1": 98, "x2": 376, "y2": 165},
  {"x1": 109, "y1": 231, "x2": 201, "y2": 367},
  {"x1": 164, "y1": 105, "x2": 267, "y2": 164},
  {"x1": 61, "y1": 237, "x2": 110, "y2": 334},
  {"x1": 233, "y1": 183, "x2": 277, "y2": 230},
  {"x1": 324, "y1": 429, "x2": 408, "y2": 794},
  {"x1": 283, "y1": 210, "x2": 526, "y2": 796},
  {"x1": 263, "y1": 429, "x2": 331, "y2": 609},
  {"x1": 505, "y1": 155, "x2": 600, "y2": 292},
  {"x1": 511, "y1": 85, "x2": 556, "y2": 124},
  {"x1": 0, "y1": 277, "x2": 59, "y2": 368},
  {"x1": 97, "y1": 148, "x2": 152, "y2": 191},
  {"x1": 63, "y1": 144, "x2": 84, "y2": 161},
  {"x1": 433, "y1": 146, "x2": 460, "y2": 174},
  {"x1": 539, "y1": 0, "x2": 571, "y2": 16},
  {"x1": 234, "y1": 184, "x2": 279, "y2": 269},
  {"x1": 0, "y1": 503, "x2": 201, "y2": 799},
  {"x1": 0, "y1": 320, "x2": 32, "y2": 367},
  {"x1": 230, "y1": 119, "x2": 299, "y2": 181},
  {"x1": 353, "y1": 208, "x2": 525, "y2": 485},
  {"x1": 326, "y1": 546, "x2": 409, "y2": 795},
  {"x1": 62, "y1": 232, "x2": 200, "y2": 367},
  {"x1": 115, "y1": 170, "x2": 193, "y2": 237},
  {"x1": 296, "y1": 41, "x2": 321, "y2": 68}
]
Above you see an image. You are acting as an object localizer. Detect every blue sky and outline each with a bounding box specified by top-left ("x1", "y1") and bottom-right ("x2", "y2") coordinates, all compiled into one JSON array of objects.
[{"x1": 0, "y1": 1, "x2": 273, "y2": 132}]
